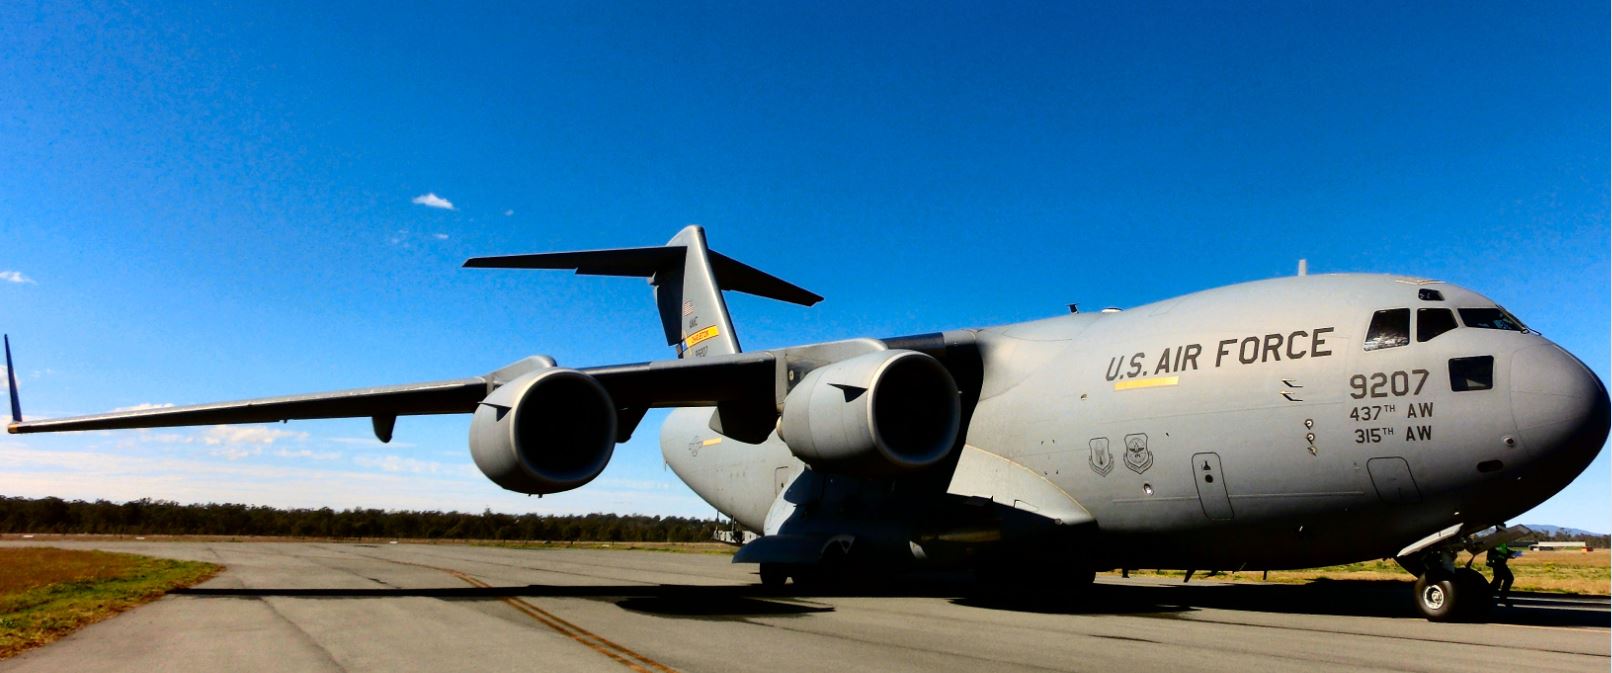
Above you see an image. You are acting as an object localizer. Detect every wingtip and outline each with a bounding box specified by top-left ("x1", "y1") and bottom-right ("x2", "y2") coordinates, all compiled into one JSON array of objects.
[
  {"x1": 4, "y1": 332, "x2": 20, "y2": 422},
  {"x1": 4, "y1": 334, "x2": 20, "y2": 424}
]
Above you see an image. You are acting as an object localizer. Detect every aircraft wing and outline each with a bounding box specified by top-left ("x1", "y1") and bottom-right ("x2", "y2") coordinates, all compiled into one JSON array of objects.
[
  {"x1": 6, "y1": 377, "x2": 491, "y2": 434},
  {"x1": 5, "y1": 352, "x2": 778, "y2": 441}
]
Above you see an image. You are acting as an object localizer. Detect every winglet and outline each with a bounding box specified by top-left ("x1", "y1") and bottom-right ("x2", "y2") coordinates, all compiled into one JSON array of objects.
[{"x1": 4, "y1": 335, "x2": 21, "y2": 428}]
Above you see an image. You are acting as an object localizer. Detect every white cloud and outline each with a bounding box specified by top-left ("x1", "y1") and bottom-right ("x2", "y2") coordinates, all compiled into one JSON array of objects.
[
  {"x1": 354, "y1": 454, "x2": 444, "y2": 474},
  {"x1": 0, "y1": 271, "x2": 35, "y2": 284},
  {"x1": 0, "y1": 440, "x2": 716, "y2": 517},
  {"x1": 210, "y1": 445, "x2": 261, "y2": 460},
  {"x1": 125, "y1": 425, "x2": 308, "y2": 449},
  {"x1": 594, "y1": 478, "x2": 674, "y2": 491},
  {"x1": 327, "y1": 436, "x2": 417, "y2": 449},
  {"x1": 503, "y1": 210, "x2": 514, "y2": 217},
  {"x1": 200, "y1": 426, "x2": 307, "y2": 446},
  {"x1": 388, "y1": 228, "x2": 452, "y2": 248},
  {"x1": 273, "y1": 448, "x2": 341, "y2": 461},
  {"x1": 113, "y1": 402, "x2": 176, "y2": 412},
  {"x1": 411, "y1": 193, "x2": 455, "y2": 210}
]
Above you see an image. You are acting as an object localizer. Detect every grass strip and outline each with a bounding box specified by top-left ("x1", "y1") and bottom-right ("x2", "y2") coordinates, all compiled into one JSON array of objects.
[
  {"x1": 0, "y1": 547, "x2": 221, "y2": 659},
  {"x1": 1110, "y1": 550, "x2": 1610, "y2": 594}
]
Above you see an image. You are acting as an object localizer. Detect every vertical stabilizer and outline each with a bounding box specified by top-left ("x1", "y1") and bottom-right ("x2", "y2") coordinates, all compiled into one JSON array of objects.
[{"x1": 658, "y1": 226, "x2": 740, "y2": 358}]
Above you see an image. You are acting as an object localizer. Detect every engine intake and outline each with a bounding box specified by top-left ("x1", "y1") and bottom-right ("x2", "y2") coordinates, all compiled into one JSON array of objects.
[
  {"x1": 779, "y1": 350, "x2": 961, "y2": 474},
  {"x1": 469, "y1": 368, "x2": 617, "y2": 495}
]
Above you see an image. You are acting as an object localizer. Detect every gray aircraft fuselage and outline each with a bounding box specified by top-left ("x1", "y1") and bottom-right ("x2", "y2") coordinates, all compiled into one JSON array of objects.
[
  {"x1": 663, "y1": 273, "x2": 1607, "y2": 571},
  {"x1": 9, "y1": 223, "x2": 1604, "y2": 615}
]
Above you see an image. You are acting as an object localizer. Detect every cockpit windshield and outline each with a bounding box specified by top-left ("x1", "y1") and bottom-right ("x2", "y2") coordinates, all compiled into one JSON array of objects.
[
  {"x1": 1363, "y1": 308, "x2": 1410, "y2": 351},
  {"x1": 1458, "y1": 307, "x2": 1528, "y2": 333}
]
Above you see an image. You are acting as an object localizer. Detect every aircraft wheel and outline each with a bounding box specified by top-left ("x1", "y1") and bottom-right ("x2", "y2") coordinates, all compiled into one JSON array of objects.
[
  {"x1": 1454, "y1": 568, "x2": 1492, "y2": 620},
  {"x1": 759, "y1": 563, "x2": 788, "y2": 588},
  {"x1": 1045, "y1": 566, "x2": 1097, "y2": 604},
  {"x1": 977, "y1": 559, "x2": 1093, "y2": 604},
  {"x1": 1413, "y1": 572, "x2": 1462, "y2": 621},
  {"x1": 788, "y1": 564, "x2": 825, "y2": 589}
]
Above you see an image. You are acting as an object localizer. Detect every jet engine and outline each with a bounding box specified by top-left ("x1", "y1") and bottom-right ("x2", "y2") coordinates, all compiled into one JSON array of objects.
[
  {"x1": 778, "y1": 350, "x2": 961, "y2": 474},
  {"x1": 469, "y1": 368, "x2": 617, "y2": 495}
]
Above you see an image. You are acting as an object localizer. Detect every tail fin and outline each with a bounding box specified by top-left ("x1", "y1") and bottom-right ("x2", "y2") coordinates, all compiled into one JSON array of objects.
[
  {"x1": 4, "y1": 335, "x2": 21, "y2": 425},
  {"x1": 465, "y1": 225, "x2": 821, "y2": 358}
]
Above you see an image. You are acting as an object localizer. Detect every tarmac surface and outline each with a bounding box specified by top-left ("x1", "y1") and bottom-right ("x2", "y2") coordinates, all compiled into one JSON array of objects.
[{"x1": 1, "y1": 541, "x2": 1606, "y2": 673}]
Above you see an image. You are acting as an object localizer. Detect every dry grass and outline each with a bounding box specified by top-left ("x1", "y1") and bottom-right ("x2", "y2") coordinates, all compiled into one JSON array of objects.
[
  {"x1": 1109, "y1": 549, "x2": 1610, "y2": 595},
  {"x1": 0, "y1": 548, "x2": 220, "y2": 659}
]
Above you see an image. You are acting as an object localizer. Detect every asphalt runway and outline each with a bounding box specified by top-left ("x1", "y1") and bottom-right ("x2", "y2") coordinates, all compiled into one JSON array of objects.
[{"x1": 2, "y1": 541, "x2": 1606, "y2": 673}]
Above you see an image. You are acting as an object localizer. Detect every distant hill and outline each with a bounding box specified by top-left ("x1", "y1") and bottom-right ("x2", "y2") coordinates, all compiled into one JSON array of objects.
[{"x1": 1523, "y1": 524, "x2": 1606, "y2": 537}]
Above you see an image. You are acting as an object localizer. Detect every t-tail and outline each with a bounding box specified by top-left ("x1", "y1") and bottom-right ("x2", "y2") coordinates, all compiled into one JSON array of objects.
[{"x1": 464, "y1": 225, "x2": 822, "y2": 358}]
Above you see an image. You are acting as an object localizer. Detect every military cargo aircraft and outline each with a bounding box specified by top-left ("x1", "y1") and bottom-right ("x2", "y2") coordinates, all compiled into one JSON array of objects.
[{"x1": 7, "y1": 226, "x2": 1607, "y2": 621}]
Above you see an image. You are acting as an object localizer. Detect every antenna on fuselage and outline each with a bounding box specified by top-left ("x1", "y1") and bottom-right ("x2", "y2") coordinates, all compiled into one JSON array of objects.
[{"x1": 1297, "y1": 259, "x2": 1308, "y2": 276}]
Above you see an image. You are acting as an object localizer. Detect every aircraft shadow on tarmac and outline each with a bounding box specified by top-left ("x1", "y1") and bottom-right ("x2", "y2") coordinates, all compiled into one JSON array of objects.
[{"x1": 172, "y1": 578, "x2": 1608, "y2": 627}]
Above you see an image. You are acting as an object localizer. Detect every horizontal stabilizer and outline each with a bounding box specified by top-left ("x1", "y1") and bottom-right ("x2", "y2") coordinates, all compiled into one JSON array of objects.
[
  {"x1": 465, "y1": 246, "x2": 822, "y2": 307},
  {"x1": 708, "y1": 251, "x2": 823, "y2": 307},
  {"x1": 464, "y1": 246, "x2": 680, "y2": 277}
]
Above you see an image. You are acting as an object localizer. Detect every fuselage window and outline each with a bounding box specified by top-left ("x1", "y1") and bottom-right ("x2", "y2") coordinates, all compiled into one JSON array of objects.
[
  {"x1": 1417, "y1": 308, "x2": 1458, "y2": 343},
  {"x1": 1363, "y1": 308, "x2": 1410, "y2": 351},
  {"x1": 1458, "y1": 307, "x2": 1527, "y2": 333},
  {"x1": 1449, "y1": 355, "x2": 1495, "y2": 391}
]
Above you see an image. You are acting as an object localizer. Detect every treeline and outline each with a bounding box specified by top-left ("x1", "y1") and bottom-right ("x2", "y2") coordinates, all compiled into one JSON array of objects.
[{"x1": 0, "y1": 496, "x2": 723, "y2": 542}]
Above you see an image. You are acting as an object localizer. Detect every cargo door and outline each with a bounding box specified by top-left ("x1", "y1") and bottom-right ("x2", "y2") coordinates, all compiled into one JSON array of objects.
[{"x1": 1191, "y1": 452, "x2": 1234, "y2": 520}]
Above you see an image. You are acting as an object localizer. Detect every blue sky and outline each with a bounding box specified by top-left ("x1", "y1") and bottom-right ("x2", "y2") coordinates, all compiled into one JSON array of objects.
[{"x1": 2, "y1": 2, "x2": 1607, "y2": 530}]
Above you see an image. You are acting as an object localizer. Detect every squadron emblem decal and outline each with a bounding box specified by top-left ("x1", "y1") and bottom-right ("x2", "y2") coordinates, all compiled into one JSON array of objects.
[
  {"x1": 1089, "y1": 437, "x2": 1114, "y2": 476},
  {"x1": 1123, "y1": 433, "x2": 1153, "y2": 474}
]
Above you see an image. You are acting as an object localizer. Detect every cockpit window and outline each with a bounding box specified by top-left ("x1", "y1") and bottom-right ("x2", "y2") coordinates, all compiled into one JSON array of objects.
[
  {"x1": 1459, "y1": 307, "x2": 1527, "y2": 333},
  {"x1": 1417, "y1": 308, "x2": 1457, "y2": 343},
  {"x1": 1364, "y1": 308, "x2": 1410, "y2": 351}
]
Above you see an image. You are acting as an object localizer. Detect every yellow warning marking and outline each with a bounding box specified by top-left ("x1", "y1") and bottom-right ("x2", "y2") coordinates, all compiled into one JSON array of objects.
[
  {"x1": 1115, "y1": 376, "x2": 1180, "y2": 391},
  {"x1": 700, "y1": 438, "x2": 722, "y2": 446},
  {"x1": 683, "y1": 326, "x2": 720, "y2": 349}
]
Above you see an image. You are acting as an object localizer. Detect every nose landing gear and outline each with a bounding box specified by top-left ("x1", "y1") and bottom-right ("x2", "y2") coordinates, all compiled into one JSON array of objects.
[
  {"x1": 1396, "y1": 523, "x2": 1527, "y2": 621},
  {"x1": 1412, "y1": 567, "x2": 1492, "y2": 621}
]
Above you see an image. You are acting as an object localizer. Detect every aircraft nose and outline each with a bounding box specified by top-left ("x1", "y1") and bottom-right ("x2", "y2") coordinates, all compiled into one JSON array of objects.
[{"x1": 1511, "y1": 344, "x2": 1610, "y2": 465}]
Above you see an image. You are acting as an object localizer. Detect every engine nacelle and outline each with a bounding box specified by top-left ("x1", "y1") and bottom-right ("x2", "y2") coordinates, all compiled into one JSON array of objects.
[
  {"x1": 469, "y1": 368, "x2": 617, "y2": 495},
  {"x1": 779, "y1": 350, "x2": 961, "y2": 474}
]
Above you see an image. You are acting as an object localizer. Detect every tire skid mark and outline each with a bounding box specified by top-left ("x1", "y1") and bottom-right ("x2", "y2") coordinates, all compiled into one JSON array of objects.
[
  {"x1": 453, "y1": 572, "x2": 675, "y2": 673},
  {"x1": 348, "y1": 550, "x2": 678, "y2": 673}
]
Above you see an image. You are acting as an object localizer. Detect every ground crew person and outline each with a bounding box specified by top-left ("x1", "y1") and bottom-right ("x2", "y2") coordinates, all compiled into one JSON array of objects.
[{"x1": 1486, "y1": 542, "x2": 1517, "y2": 606}]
